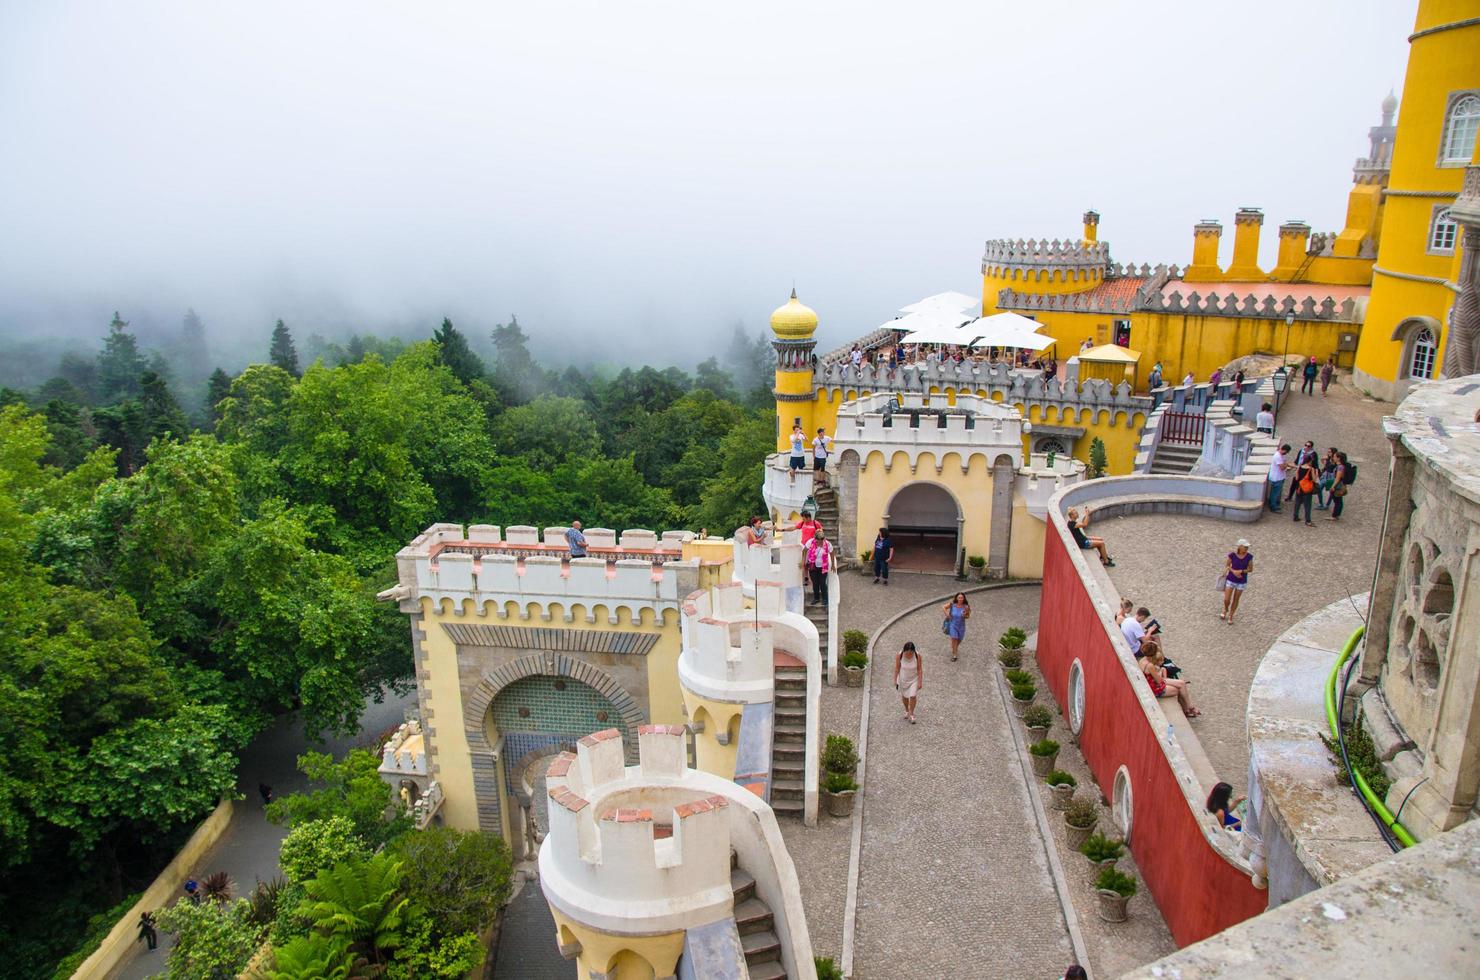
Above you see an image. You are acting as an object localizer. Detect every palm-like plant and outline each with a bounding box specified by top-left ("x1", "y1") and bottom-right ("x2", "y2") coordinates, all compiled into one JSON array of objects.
[
  {"x1": 264, "y1": 933, "x2": 371, "y2": 980},
  {"x1": 301, "y1": 855, "x2": 410, "y2": 964},
  {"x1": 202, "y1": 870, "x2": 235, "y2": 904}
]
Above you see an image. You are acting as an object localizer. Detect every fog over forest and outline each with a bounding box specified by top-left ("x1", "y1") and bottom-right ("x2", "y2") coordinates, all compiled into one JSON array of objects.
[{"x1": 1, "y1": 1, "x2": 1409, "y2": 383}]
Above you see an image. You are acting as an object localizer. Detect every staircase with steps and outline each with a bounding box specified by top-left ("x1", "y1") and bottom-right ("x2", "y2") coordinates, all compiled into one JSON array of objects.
[
  {"x1": 731, "y1": 855, "x2": 787, "y2": 979},
  {"x1": 770, "y1": 656, "x2": 807, "y2": 820},
  {"x1": 812, "y1": 483, "x2": 842, "y2": 563},
  {"x1": 1150, "y1": 441, "x2": 1202, "y2": 474}
]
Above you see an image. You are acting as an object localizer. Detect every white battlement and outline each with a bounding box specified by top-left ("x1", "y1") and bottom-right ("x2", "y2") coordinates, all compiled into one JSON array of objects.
[
  {"x1": 679, "y1": 583, "x2": 778, "y2": 704},
  {"x1": 378, "y1": 719, "x2": 428, "y2": 776},
  {"x1": 731, "y1": 531, "x2": 804, "y2": 593},
  {"x1": 540, "y1": 727, "x2": 738, "y2": 933},
  {"x1": 1014, "y1": 452, "x2": 1089, "y2": 519},
  {"x1": 832, "y1": 392, "x2": 1025, "y2": 471}
]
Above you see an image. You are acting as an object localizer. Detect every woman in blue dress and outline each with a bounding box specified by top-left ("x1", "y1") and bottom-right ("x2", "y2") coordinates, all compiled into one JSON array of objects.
[{"x1": 942, "y1": 592, "x2": 971, "y2": 662}]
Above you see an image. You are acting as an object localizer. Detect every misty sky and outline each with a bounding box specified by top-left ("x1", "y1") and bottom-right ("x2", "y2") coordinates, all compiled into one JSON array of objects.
[{"x1": 0, "y1": 1, "x2": 1413, "y2": 369}]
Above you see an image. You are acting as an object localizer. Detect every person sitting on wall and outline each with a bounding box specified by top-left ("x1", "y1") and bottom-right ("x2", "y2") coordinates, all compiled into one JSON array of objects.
[
  {"x1": 1066, "y1": 506, "x2": 1115, "y2": 567},
  {"x1": 1140, "y1": 649, "x2": 1199, "y2": 717},
  {"x1": 741, "y1": 517, "x2": 769, "y2": 547},
  {"x1": 1207, "y1": 781, "x2": 1245, "y2": 831}
]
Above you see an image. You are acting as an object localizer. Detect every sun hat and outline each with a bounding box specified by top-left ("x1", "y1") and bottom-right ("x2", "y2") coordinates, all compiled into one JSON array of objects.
[{"x1": 1235, "y1": 538, "x2": 1250, "y2": 549}]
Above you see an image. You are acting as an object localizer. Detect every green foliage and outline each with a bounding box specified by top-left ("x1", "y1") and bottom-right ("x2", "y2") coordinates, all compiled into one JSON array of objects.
[
  {"x1": 967, "y1": 554, "x2": 985, "y2": 568},
  {"x1": 46, "y1": 891, "x2": 140, "y2": 980},
  {"x1": 1064, "y1": 799, "x2": 1099, "y2": 829},
  {"x1": 998, "y1": 628, "x2": 1026, "y2": 650},
  {"x1": 822, "y1": 734, "x2": 858, "y2": 776},
  {"x1": 155, "y1": 897, "x2": 263, "y2": 980},
  {"x1": 301, "y1": 855, "x2": 410, "y2": 964},
  {"x1": 1095, "y1": 867, "x2": 1138, "y2": 897},
  {"x1": 1088, "y1": 437, "x2": 1108, "y2": 478},
  {"x1": 384, "y1": 917, "x2": 483, "y2": 980},
  {"x1": 1045, "y1": 770, "x2": 1077, "y2": 788},
  {"x1": 842, "y1": 629, "x2": 869, "y2": 654},
  {"x1": 97, "y1": 312, "x2": 148, "y2": 403},
  {"x1": 860, "y1": 549, "x2": 872, "y2": 563},
  {"x1": 841, "y1": 650, "x2": 868, "y2": 670},
  {"x1": 492, "y1": 394, "x2": 599, "y2": 463},
  {"x1": 823, "y1": 771, "x2": 858, "y2": 794},
  {"x1": 264, "y1": 933, "x2": 362, "y2": 980},
  {"x1": 692, "y1": 412, "x2": 773, "y2": 536},
  {"x1": 279, "y1": 817, "x2": 371, "y2": 885},
  {"x1": 1021, "y1": 705, "x2": 1053, "y2": 729},
  {"x1": 388, "y1": 826, "x2": 513, "y2": 938},
  {"x1": 431, "y1": 318, "x2": 485, "y2": 386},
  {"x1": 1320, "y1": 723, "x2": 1392, "y2": 801},
  {"x1": 1010, "y1": 681, "x2": 1037, "y2": 701},
  {"x1": 1003, "y1": 669, "x2": 1032, "y2": 686},
  {"x1": 247, "y1": 877, "x2": 289, "y2": 930},
  {"x1": 489, "y1": 316, "x2": 542, "y2": 405},
  {"x1": 270, "y1": 320, "x2": 302, "y2": 377},
  {"x1": 1028, "y1": 739, "x2": 1060, "y2": 757},
  {"x1": 997, "y1": 648, "x2": 1022, "y2": 668},
  {"x1": 815, "y1": 956, "x2": 844, "y2": 980},
  {"x1": 267, "y1": 749, "x2": 408, "y2": 846},
  {"x1": 1081, "y1": 833, "x2": 1125, "y2": 863}
]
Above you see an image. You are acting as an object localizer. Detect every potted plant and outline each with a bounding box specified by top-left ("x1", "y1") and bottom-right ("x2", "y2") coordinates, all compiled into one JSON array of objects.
[
  {"x1": 1045, "y1": 770, "x2": 1077, "y2": 810},
  {"x1": 967, "y1": 555, "x2": 986, "y2": 580},
  {"x1": 843, "y1": 629, "x2": 869, "y2": 654},
  {"x1": 821, "y1": 733, "x2": 859, "y2": 818},
  {"x1": 998, "y1": 627, "x2": 1027, "y2": 656},
  {"x1": 1028, "y1": 739, "x2": 1060, "y2": 777},
  {"x1": 1080, "y1": 833, "x2": 1125, "y2": 882},
  {"x1": 1095, "y1": 867, "x2": 1137, "y2": 922},
  {"x1": 1022, "y1": 704, "x2": 1052, "y2": 741},
  {"x1": 859, "y1": 549, "x2": 873, "y2": 575},
  {"x1": 1010, "y1": 681, "x2": 1036, "y2": 717},
  {"x1": 841, "y1": 650, "x2": 868, "y2": 688},
  {"x1": 1064, "y1": 798, "x2": 1098, "y2": 850},
  {"x1": 997, "y1": 647, "x2": 1022, "y2": 671},
  {"x1": 1003, "y1": 668, "x2": 1032, "y2": 686}
]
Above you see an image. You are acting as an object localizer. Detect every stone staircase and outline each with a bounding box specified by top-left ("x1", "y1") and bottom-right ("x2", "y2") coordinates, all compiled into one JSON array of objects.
[
  {"x1": 732, "y1": 853, "x2": 787, "y2": 980},
  {"x1": 770, "y1": 658, "x2": 807, "y2": 821},
  {"x1": 813, "y1": 483, "x2": 842, "y2": 564},
  {"x1": 1150, "y1": 441, "x2": 1201, "y2": 474}
]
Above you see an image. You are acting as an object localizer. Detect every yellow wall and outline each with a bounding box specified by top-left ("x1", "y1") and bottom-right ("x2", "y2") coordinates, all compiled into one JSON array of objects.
[
  {"x1": 854, "y1": 451, "x2": 996, "y2": 560},
  {"x1": 1007, "y1": 504, "x2": 1046, "y2": 579},
  {"x1": 1353, "y1": 0, "x2": 1478, "y2": 395},
  {"x1": 775, "y1": 366, "x2": 815, "y2": 452},
  {"x1": 680, "y1": 692, "x2": 743, "y2": 780},
  {"x1": 982, "y1": 265, "x2": 1101, "y2": 314},
  {"x1": 550, "y1": 908, "x2": 685, "y2": 980}
]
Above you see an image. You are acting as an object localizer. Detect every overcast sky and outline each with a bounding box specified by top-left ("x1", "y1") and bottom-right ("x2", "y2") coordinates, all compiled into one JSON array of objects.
[{"x1": 0, "y1": 1, "x2": 1414, "y2": 368}]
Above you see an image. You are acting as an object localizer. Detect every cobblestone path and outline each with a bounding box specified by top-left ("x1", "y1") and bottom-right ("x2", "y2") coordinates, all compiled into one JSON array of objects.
[{"x1": 852, "y1": 583, "x2": 1074, "y2": 979}]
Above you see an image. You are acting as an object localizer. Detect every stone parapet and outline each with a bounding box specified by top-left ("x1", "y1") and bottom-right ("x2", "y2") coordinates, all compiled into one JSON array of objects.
[
  {"x1": 981, "y1": 237, "x2": 1111, "y2": 276},
  {"x1": 831, "y1": 392, "x2": 1026, "y2": 471},
  {"x1": 1140, "y1": 289, "x2": 1361, "y2": 321},
  {"x1": 1012, "y1": 452, "x2": 1088, "y2": 519}
]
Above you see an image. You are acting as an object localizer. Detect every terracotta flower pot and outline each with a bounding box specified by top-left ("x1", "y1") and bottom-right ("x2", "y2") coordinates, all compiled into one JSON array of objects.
[
  {"x1": 1065, "y1": 818, "x2": 1096, "y2": 851},
  {"x1": 843, "y1": 666, "x2": 865, "y2": 688},
  {"x1": 1096, "y1": 888, "x2": 1131, "y2": 922},
  {"x1": 1050, "y1": 783, "x2": 1075, "y2": 811},
  {"x1": 1030, "y1": 752, "x2": 1058, "y2": 777},
  {"x1": 823, "y1": 788, "x2": 856, "y2": 818}
]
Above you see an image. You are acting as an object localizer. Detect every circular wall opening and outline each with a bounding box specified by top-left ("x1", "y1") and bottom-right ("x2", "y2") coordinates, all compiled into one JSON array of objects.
[
  {"x1": 1067, "y1": 659, "x2": 1086, "y2": 736},
  {"x1": 1112, "y1": 766, "x2": 1133, "y2": 841},
  {"x1": 1412, "y1": 628, "x2": 1440, "y2": 692},
  {"x1": 1423, "y1": 569, "x2": 1454, "y2": 619}
]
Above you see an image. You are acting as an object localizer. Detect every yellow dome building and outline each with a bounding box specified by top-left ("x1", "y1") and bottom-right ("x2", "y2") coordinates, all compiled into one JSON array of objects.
[{"x1": 771, "y1": 289, "x2": 820, "y2": 450}]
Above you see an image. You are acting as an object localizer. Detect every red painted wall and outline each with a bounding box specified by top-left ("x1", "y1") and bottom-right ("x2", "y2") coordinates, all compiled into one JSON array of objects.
[{"x1": 1038, "y1": 536, "x2": 1267, "y2": 946}]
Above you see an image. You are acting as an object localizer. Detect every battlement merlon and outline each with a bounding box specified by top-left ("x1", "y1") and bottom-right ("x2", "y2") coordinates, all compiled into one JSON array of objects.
[
  {"x1": 393, "y1": 523, "x2": 695, "y2": 587},
  {"x1": 680, "y1": 587, "x2": 779, "y2": 704},
  {"x1": 814, "y1": 359, "x2": 1151, "y2": 416},
  {"x1": 981, "y1": 237, "x2": 1112, "y2": 272}
]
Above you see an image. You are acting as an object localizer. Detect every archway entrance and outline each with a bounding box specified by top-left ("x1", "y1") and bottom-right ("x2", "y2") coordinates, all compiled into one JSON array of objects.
[{"x1": 885, "y1": 482, "x2": 960, "y2": 572}]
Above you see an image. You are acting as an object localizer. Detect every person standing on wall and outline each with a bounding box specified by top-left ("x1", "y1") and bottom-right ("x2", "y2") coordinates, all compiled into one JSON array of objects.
[
  {"x1": 894, "y1": 641, "x2": 923, "y2": 724},
  {"x1": 812, "y1": 427, "x2": 832, "y2": 488},
  {"x1": 1301, "y1": 356, "x2": 1319, "y2": 395},
  {"x1": 942, "y1": 592, "x2": 971, "y2": 662},
  {"x1": 788, "y1": 424, "x2": 806, "y2": 485},
  {"x1": 565, "y1": 520, "x2": 588, "y2": 558},
  {"x1": 806, "y1": 529, "x2": 833, "y2": 606},
  {"x1": 872, "y1": 526, "x2": 894, "y2": 585}
]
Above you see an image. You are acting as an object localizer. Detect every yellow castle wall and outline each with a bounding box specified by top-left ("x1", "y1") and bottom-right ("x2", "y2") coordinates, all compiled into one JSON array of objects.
[
  {"x1": 550, "y1": 908, "x2": 686, "y2": 980},
  {"x1": 854, "y1": 451, "x2": 997, "y2": 560},
  {"x1": 1008, "y1": 504, "x2": 1047, "y2": 580}
]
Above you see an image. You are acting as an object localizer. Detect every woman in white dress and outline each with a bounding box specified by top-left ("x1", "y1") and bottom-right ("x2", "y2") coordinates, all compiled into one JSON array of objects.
[{"x1": 894, "y1": 641, "x2": 923, "y2": 724}]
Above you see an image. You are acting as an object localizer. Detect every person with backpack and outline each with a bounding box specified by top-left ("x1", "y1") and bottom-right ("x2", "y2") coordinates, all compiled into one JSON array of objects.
[
  {"x1": 806, "y1": 529, "x2": 833, "y2": 605},
  {"x1": 1301, "y1": 356, "x2": 1319, "y2": 395},
  {"x1": 1292, "y1": 453, "x2": 1320, "y2": 526},
  {"x1": 1315, "y1": 447, "x2": 1339, "y2": 510},
  {"x1": 1327, "y1": 452, "x2": 1354, "y2": 522}
]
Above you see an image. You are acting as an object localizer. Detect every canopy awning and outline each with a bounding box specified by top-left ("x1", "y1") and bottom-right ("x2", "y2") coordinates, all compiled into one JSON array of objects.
[
  {"x1": 1078, "y1": 343, "x2": 1142, "y2": 364},
  {"x1": 899, "y1": 291, "x2": 980, "y2": 316},
  {"x1": 960, "y1": 312, "x2": 1055, "y2": 350},
  {"x1": 887, "y1": 306, "x2": 975, "y2": 344}
]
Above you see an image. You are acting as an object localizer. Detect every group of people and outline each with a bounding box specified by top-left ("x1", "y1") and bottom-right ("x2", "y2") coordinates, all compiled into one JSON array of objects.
[
  {"x1": 1117, "y1": 598, "x2": 1199, "y2": 719},
  {"x1": 849, "y1": 341, "x2": 1057, "y2": 381},
  {"x1": 787, "y1": 423, "x2": 832, "y2": 486},
  {"x1": 1266, "y1": 440, "x2": 1357, "y2": 524}
]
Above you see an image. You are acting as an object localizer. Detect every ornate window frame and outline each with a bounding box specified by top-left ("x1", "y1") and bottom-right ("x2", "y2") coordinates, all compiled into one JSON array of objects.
[
  {"x1": 1438, "y1": 91, "x2": 1480, "y2": 166},
  {"x1": 1428, "y1": 205, "x2": 1458, "y2": 255}
]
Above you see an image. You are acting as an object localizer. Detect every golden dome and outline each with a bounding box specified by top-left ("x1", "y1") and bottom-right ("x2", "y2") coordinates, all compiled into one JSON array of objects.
[{"x1": 770, "y1": 289, "x2": 819, "y2": 339}]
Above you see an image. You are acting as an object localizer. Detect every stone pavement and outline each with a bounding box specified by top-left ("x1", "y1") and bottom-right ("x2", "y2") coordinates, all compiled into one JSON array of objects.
[
  {"x1": 1102, "y1": 378, "x2": 1391, "y2": 794},
  {"x1": 491, "y1": 878, "x2": 574, "y2": 979},
  {"x1": 852, "y1": 583, "x2": 1077, "y2": 979}
]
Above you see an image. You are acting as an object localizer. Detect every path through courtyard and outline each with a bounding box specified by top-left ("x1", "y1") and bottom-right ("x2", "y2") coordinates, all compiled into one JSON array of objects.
[{"x1": 852, "y1": 582, "x2": 1076, "y2": 979}]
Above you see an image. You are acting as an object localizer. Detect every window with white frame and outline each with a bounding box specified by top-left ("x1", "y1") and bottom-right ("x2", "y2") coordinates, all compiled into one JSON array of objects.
[
  {"x1": 1409, "y1": 327, "x2": 1438, "y2": 381},
  {"x1": 1430, "y1": 208, "x2": 1458, "y2": 254},
  {"x1": 1112, "y1": 766, "x2": 1133, "y2": 841},
  {"x1": 1067, "y1": 659, "x2": 1085, "y2": 735},
  {"x1": 1441, "y1": 93, "x2": 1480, "y2": 164}
]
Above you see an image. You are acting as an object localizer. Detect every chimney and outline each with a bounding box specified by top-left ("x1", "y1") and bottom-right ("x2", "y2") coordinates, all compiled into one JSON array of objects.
[
  {"x1": 1272, "y1": 221, "x2": 1312, "y2": 281},
  {"x1": 1082, "y1": 210, "x2": 1100, "y2": 244},
  {"x1": 1226, "y1": 207, "x2": 1266, "y2": 280},
  {"x1": 1184, "y1": 220, "x2": 1224, "y2": 282}
]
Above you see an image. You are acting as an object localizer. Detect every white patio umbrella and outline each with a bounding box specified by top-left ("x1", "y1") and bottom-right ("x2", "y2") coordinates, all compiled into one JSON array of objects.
[
  {"x1": 961, "y1": 312, "x2": 1054, "y2": 350},
  {"x1": 881, "y1": 306, "x2": 975, "y2": 344},
  {"x1": 899, "y1": 291, "x2": 980, "y2": 316}
]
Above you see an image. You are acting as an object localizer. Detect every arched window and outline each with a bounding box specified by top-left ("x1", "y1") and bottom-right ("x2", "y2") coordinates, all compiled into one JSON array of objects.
[
  {"x1": 1067, "y1": 659, "x2": 1085, "y2": 736},
  {"x1": 1409, "y1": 327, "x2": 1438, "y2": 381},
  {"x1": 1036, "y1": 436, "x2": 1070, "y2": 457},
  {"x1": 1430, "y1": 208, "x2": 1458, "y2": 253},
  {"x1": 1441, "y1": 94, "x2": 1480, "y2": 164}
]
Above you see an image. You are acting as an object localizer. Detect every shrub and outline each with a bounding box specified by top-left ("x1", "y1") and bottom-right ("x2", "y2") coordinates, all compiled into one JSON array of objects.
[
  {"x1": 1096, "y1": 868, "x2": 1138, "y2": 897},
  {"x1": 842, "y1": 629, "x2": 869, "y2": 654},
  {"x1": 842, "y1": 650, "x2": 868, "y2": 670},
  {"x1": 998, "y1": 629, "x2": 1026, "y2": 650},
  {"x1": 816, "y1": 956, "x2": 844, "y2": 980},
  {"x1": 48, "y1": 892, "x2": 141, "y2": 980},
  {"x1": 1081, "y1": 834, "x2": 1125, "y2": 863},
  {"x1": 1064, "y1": 799, "x2": 1098, "y2": 829},
  {"x1": 154, "y1": 897, "x2": 263, "y2": 980},
  {"x1": 823, "y1": 771, "x2": 858, "y2": 794},
  {"x1": 967, "y1": 555, "x2": 986, "y2": 568},
  {"x1": 1045, "y1": 770, "x2": 1077, "y2": 788},
  {"x1": 247, "y1": 877, "x2": 288, "y2": 930},
  {"x1": 997, "y1": 648, "x2": 1022, "y2": 668},
  {"x1": 1320, "y1": 723, "x2": 1392, "y2": 800},
  {"x1": 1004, "y1": 626, "x2": 1028, "y2": 643},
  {"x1": 202, "y1": 871, "x2": 234, "y2": 904},
  {"x1": 1004, "y1": 669, "x2": 1033, "y2": 686},
  {"x1": 822, "y1": 734, "x2": 858, "y2": 775},
  {"x1": 279, "y1": 816, "x2": 371, "y2": 885},
  {"x1": 1010, "y1": 681, "x2": 1036, "y2": 701},
  {"x1": 860, "y1": 549, "x2": 872, "y2": 563},
  {"x1": 389, "y1": 826, "x2": 514, "y2": 939},
  {"x1": 1028, "y1": 739, "x2": 1060, "y2": 757},
  {"x1": 1089, "y1": 437, "x2": 1108, "y2": 478},
  {"x1": 1022, "y1": 705, "x2": 1053, "y2": 729}
]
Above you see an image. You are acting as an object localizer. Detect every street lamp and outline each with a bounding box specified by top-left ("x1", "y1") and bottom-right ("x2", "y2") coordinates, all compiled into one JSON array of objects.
[{"x1": 1273, "y1": 311, "x2": 1295, "y2": 419}]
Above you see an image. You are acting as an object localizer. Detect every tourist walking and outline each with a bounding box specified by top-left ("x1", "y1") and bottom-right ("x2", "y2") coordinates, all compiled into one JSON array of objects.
[
  {"x1": 1327, "y1": 452, "x2": 1353, "y2": 522},
  {"x1": 565, "y1": 520, "x2": 588, "y2": 558},
  {"x1": 788, "y1": 424, "x2": 806, "y2": 485},
  {"x1": 1301, "y1": 356, "x2": 1319, "y2": 395},
  {"x1": 894, "y1": 641, "x2": 923, "y2": 724},
  {"x1": 137, "y1": 911, "x2": 158, "y2": 951},
  {"x1": 1292, "y1": 453, "x2": 1319, "y2": 526},
  {"x1": 1266, "y1": 444, "x2": 1290, "y2": 513},
  {"x1": 1319, "y1": 356, "x2": 1335, "y2": 395},
  {"x1": 942, "y1": 593, "x2": 971, "y2": 662},
  {"x1": 872, "y1": 526, "x2": 894, "y2": 584},
  {"x1": 812, "y1": 427, "x2": 832, "y2": 488},
  {"x1": 1221, "y1": 539, "x2": 1254, "y2": 624},
  {"x1": 806, "y1": 529, "x2": 833, "y2": 605},
  {"x1": 257, "y1": 782, "x2": 273, "y2": 806}
]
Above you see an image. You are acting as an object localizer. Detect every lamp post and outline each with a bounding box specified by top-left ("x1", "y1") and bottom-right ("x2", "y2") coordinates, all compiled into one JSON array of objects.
[{"x1": 1273, "y1": 311, "x2": 1295, "y2": 419}]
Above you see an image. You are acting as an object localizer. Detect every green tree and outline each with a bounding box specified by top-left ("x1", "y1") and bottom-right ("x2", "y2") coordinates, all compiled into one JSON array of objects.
[
  {"x1": 265, "y1": 933, "x2": 364, "y2": 980},
  {"x1": 215, "y1": 363, "x2": 297, "y2": 457},
  {"x1": 279, "y1": 816, "x2": 372, "y2": 885},
  {"x1": 205, "y1": 368, "x2": 232, "y2": 427},
  {"x1": 301, "y1": 855, "x2": 410, "y2": 966},
  {"x1": 58, "y1": 351, "x2": 99, "y2": 403},
  {"x1": 488, "y1": 315, "x2": 540, "y2": 405},
  {"x1": 96, "y1": 312, "x2": 148, "y2": 403},
  {"x1": 554, "y1": 454, "x2": 676, "y2": 530},
  {"x1": 724, "y1": 323, "x2": 775, "y2": 408},
  {"x1": 267, "y1": 749, "x2": 407, "y2": 844},
  {"x1": 694, "y1": 411, "x2": 773, "y2": 534},
  {"x1": 386, "y1": 918, "x2": 482, "y2": 980},
  {"x1": 389, "y1": 827, "x2": 513, "y2": 938},
  {"x1": 138, "y1": 371, "x2": 189, "y2": 444},
  {"x1": 1088, "y1": 436, "x2": 1108, "y2": 478},
  {"x1": 432, "y1": 317, "x2": 485, "y2": 386},
  {"x1": 270, "y1": 319, "x2": 302, "y2": 376},
  {"x1": 41, "y1": 399, "x2": 95, "y2": 470},
  {"x1": 491, "y1": 394, "x2": 599, "y2": 463},
  {"x1": 154, "y1": 897, "x2": 262, "y2": 980},
  {"x1": 694, "y1": 355, "x2": 737, "y2": 400},
  {"x1": 177, "y1": 308, "x2": 211, "y2": 386},
  {"x1": 90, "y1": 400, "x2": 147, "y2": 474}
]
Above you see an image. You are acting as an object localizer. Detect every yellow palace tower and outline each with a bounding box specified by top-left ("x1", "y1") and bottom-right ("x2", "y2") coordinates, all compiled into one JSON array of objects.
[
  {"x1": 1352, "y1": 0, "x2": 1480, "y2": 400},
  {"x1": 771, "y1": 289, "x2": 820, "y2": 450}
]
